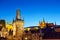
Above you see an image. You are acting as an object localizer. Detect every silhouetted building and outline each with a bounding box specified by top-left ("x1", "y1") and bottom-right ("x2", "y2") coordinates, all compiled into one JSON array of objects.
[
  {"x1": 46, "y1": 23, "x2": 54, "y2": 27},
  {"x1": 0, "y1": 20, "x2": 6, "y2": 31}
]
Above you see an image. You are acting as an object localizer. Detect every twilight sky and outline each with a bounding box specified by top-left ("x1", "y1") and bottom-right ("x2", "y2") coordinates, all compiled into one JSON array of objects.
[{"x1": 0, "y1": 0, "x2": 60, "y2": 27}]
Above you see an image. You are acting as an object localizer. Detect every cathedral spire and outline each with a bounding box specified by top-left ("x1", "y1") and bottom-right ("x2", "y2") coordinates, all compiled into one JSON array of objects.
[
  {"x1": 16, "y1": 9, "x2": 21, "y2": 20},
  {"x1": 43, "y1": 17, "x2": 45, "y2": 22},
  {"x1": 55, "y1": 21, "x2": 56, "y2": 25},
  {"x1": 39, "y1": 21, "x2": 40, "y2": 26}
]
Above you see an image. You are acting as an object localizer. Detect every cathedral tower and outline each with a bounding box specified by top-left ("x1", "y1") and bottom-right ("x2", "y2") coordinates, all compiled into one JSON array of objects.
[
  {"x1": 13, "y1": 9, "x2": 24, "y2": 40},
  {"x1": 40, "y1": 18, "x2": 46, "y2": 29}
]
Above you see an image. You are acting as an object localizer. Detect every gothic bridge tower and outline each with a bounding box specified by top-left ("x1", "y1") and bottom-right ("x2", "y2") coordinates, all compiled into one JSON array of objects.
[{"x1": 13, "y1": 9, "x2": 24, "y2": 40}]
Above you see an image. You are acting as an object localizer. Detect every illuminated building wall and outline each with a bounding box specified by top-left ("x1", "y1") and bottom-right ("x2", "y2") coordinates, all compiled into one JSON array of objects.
[
  {"x1": 6, "y1": 23, "x2": 13, "y2": 32},
  {"x1": 39, "y1": 20, "x2": 46, "y2": 29}
]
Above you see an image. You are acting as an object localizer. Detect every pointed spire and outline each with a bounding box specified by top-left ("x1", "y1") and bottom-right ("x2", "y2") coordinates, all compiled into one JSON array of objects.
[
  {"x1": 23, "y1": 18, "x2": 24, "y2": 21},
  {"x1": 13, "y1": 18, "x2": 14, "y2": 23},
  {"x1": 39, "y1": 21, "x2": 40, "y2": 24},
  {"x1": 39, "y1": 21, "x2": 40, "y2": 28},
  {"x1": 55, "y1": 21, "x2": 56, "y2": 25},
  {"x1": 43, "y1": 17, "x2": 45, "y2": 22},
  {"x1": 16, "y1": 9, "x2": 21, "y2": 20}
]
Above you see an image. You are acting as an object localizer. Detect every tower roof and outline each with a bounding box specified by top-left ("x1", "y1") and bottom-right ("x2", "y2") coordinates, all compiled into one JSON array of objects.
[{"x1": 16, "y1": 9, "x2": 21, "y2": 20}]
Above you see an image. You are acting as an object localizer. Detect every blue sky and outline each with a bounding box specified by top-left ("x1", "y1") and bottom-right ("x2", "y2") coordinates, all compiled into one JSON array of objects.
[{"x1": 0, "y1": 0, "x2": 60, "y2": 27}]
